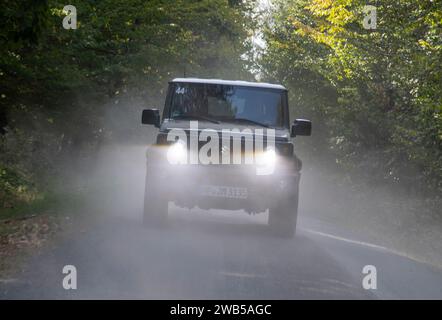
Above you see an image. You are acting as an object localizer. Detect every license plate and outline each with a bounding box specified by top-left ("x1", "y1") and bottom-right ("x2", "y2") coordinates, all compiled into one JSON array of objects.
[{"x1": 200, "y1": 185, "x2": 248, "y2": 199}]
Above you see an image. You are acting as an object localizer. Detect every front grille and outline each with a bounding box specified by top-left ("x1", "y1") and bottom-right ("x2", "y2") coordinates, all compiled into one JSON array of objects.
[{"x1": 156, "y1": 131, "x2": 293, "y2": 165}]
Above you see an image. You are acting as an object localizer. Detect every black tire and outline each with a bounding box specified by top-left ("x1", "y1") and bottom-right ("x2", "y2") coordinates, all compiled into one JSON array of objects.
[
  {"x1": 143, "y1": 168, "x2": 168, "y2": 227},
  {"x1": 268, "y1": 190, "x2": 299, "y2": 238}
]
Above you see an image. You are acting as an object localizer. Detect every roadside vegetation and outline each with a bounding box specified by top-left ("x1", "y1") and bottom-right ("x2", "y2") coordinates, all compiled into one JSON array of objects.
[
  {"x1": 259, "y1": 0, "x2": 441, "y2": 197},
  {"x1": 258, "y1": 0, "x2": 441, "y2": 265},
  {"x1": 0, "y1": 0, "x2": 254, "y2": 275},
  {"x1": 0, "y1": 0, "x2": 253, "y2": 210}
]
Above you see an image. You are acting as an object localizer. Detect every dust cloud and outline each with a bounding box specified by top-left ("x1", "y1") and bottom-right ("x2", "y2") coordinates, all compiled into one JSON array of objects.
[{"x1": 17, "y1": 98, "x2": 438, "y2": 300}]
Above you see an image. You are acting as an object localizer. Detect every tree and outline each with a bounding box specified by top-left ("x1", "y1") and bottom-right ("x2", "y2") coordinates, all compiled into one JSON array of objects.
[
  {"x1": 260, "y1": 0, "x2": 442, "y2": 194},
  {"x1": 0, "y1": 0, "x2": 255, "y2": 206}
]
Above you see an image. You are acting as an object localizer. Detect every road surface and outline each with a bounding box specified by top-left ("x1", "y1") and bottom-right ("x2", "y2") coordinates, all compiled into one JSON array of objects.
[
  {"x1": 1, "y1": 206, "x2": 441, "y2": 299},
  {"x1": 2, "y1": 146, "x2": 441, "y2": 299}
]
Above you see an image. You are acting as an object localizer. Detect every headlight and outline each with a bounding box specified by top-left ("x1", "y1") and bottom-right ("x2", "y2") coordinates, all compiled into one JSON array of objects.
[
  {"x1": 167, "y1": 140, "x2": 187, "y2": 164},
  {"x1": 255, "y1": 147, "x2": 276, "y2": 175},
  {"x1": 256, "y1": 147, "x2": 276, "y2": 166}
]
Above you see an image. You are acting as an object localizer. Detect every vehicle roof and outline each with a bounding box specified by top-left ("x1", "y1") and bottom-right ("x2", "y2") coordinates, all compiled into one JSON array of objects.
[{"x1": 171, "y1": 78, "x2": 287, "y2": 90}]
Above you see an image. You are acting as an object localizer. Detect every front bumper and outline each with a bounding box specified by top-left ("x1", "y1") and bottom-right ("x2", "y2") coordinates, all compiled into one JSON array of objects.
[{"x1": 146, "y1": 148, "x2": 300, "y2": 213}]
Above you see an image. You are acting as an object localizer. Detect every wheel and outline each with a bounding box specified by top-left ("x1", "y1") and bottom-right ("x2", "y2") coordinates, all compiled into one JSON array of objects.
[
  {"x1": 143, "y1": 168, "x2": 168, "y2": 227},
  {"x1": 268, "y1": 190, "x2": 299, "y2": 238}
]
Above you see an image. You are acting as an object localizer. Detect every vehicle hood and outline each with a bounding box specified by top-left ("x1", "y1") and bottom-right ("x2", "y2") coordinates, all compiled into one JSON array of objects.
[{"x1": 159, "y1": 119, "x2": 290, "y2": 143}]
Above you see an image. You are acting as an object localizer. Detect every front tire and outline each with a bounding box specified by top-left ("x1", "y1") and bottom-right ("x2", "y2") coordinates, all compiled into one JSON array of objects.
[{"x1": 268, "y1": 190, "x2": 299, "y2": 238}]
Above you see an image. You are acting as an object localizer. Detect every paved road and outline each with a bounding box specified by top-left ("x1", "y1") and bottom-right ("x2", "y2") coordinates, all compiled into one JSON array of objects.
[
  {"x1": 1, "y1": 146, "x2": 441, "y2": 299},
  {"x1": 1, "y1": 206, "x2": 441, "y2": 299}
]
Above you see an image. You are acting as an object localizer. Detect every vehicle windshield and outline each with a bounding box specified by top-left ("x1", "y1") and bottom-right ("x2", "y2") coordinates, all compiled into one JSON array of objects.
[{"x1": 167, "y1": 83, "x2": 287, "y2": 128}]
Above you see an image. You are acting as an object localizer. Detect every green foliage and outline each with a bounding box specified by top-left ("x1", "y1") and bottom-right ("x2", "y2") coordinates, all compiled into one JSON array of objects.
[
  {"x1": 260, "y1": 0, "x2": 442, "y2": 195},
  {"x1": 2, "y1": 0, "x2": 439, "y2": 210},
  {"x1": 0, "y1": 165, "x2": 38, "y2": 207},
  {"x1": 0, "y1": 0, "x2": 255, "y2": 208}
]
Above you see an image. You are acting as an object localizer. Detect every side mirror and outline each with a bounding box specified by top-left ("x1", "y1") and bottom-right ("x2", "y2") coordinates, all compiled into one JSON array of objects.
[
  {"x1": 291, "y1": 119, "x2": 311, "y2": 137},
  {"x1": 142, "y1": 109, "x2": 160, "y2": 128}
]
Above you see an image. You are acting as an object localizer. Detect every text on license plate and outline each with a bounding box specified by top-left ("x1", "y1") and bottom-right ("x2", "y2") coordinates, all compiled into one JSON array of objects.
[{"x1": 200, "y1": 185, "x2": 248, "y2": 199}]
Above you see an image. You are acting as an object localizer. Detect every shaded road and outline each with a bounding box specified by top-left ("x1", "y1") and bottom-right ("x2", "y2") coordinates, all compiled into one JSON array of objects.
[
  {"x1": 1, "y1": 207, "x2": 441, "y2": 299},
  {"x1": 1, "y1": 146, "x2": 441, "y2": 299}
]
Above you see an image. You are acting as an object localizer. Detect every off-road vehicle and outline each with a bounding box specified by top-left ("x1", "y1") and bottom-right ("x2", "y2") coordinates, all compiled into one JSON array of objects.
[{"x1": 141, "y1": 78, "x2": 311, "y2": 237}]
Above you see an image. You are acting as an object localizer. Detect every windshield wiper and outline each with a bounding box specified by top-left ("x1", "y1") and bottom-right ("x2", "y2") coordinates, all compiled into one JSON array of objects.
[
  {"x1": 173, "y1": 114, "x2": 220, "y2": 124},
  {"x1": 228, "y1": 118, "x2": 270, "y2": 128}
]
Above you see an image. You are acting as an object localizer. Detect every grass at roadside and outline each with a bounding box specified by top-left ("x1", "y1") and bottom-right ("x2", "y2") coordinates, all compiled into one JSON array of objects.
[
  {"x1": 0, "y1": 191, "x2": 86, "y2": 279},
  {"x1": 2, "y1": 193, "x2": 61, "y2": 222}
]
